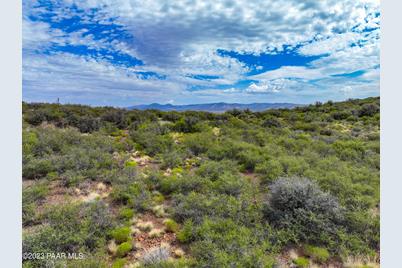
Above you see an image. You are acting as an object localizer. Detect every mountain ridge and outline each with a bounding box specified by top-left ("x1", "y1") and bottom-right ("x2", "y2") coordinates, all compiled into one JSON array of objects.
[{"x1": 128, "y1": 102, "x2": 301, "y2": 112}]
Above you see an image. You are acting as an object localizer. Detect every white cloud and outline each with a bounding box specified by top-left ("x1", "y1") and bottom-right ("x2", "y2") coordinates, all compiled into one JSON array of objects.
[
  {"x1": 250, "y1": 66, "x2": 324, "y2": 81},
  {"x1": 22, "y1": 0, "x2": 380, "y2": 105}
]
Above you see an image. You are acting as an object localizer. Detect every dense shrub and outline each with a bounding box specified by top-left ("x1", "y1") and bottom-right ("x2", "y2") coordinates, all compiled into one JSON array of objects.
[
  {"x1": 255, "y1": 159, "x2": 283, "y2": 182},
  {"x1": 358, "y1": 104, "x2": 379, "y2": 117},
  {"x1": 164, "y1": 219, "x2": 179, "y2": 233},
  {"x1": 177, "y1": 219, "x2": 195, "y2": 243},
  {"x1": 190, "y1": 218, "x2": 276, "y2": 267},
  {"x1": 23, "y1": 158, "x2": 55, "y2": 179},
  {"x1": 293, "y1": 257, "x2": 309, "y2": 268},
  {"x1": 116, "y1": 241, "x2": 132, "y2": 257},
  {"x1": 173, "y1": 116, "x2": 202, "y2": 133},
  {"x1": 110, "y1": 227, "x2": 131, "y2": 244},
  {"x1": 304, "y1": 245, "x2": 330, "y2": 263},
  {"x1": 23, "y1": 201, "x2": 114, "y2": 267},
  {"x1": 264, "y1": 177, "x2": 344, "y2": 245},
  {"x1": 196, "y1": 160, "x2": 238, "y2": 181},
  {"x1": 22, "y1": 97, "x2": 380, "y2": 265},
  {"x1": 182, "y1": 133, "x2": 213, "y2": 156},
  {"x1": 22, "y1": 182, "x2": 48, "y2": 226},
  {"x1": 111, "y1": 182, "x2": 152, "y2": 211}
]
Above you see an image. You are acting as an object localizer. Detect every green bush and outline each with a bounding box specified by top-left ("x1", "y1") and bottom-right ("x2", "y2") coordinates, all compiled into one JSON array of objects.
[
  {"x1": 111, "y1": 183, "x2": 152, "y2": 211},
  {"x1": 111, "y1": 227, "x2": 131, "y2": 244},
  {"x1": 255, "y1": 159, "x2": 283, "y2": 182},
  {"x1": 190, "y1": 218, "x2": 275, "y2": 267},
  {"x1": 23, "y1": 158, "x2": 54, "y2": 179},
  {"x1": 182, "y1": 133, "x2": 213, "y2": 156},
  {"x1": 164, "y1": 219, "x2": 179, "y2": 233},
  {"x1": 304, "y1": 245, "x2": 330, "y2": 263},
  {"x1": 125, "y1": 160, "x2": 138, "y2": 167},
  {"x1": 112, "y1": 258, "x2": 127, "y2": 268},
  {"x1": 196, "y1": 160, "x2": 238, "y2": 180},
  {"x1": 116, "y1": 241, "x2": 133, "y2": 257},
  {"x1": 177, "y1": 220, "x2": 195, "y2": 243},
  {"x1": 23, "y1": 201, "x2": 114, "y2": 266},
  {"x1": 293, "y1": 257, "x2": 309, "y2": 268},
  {"x1": 119, "y1": 208, "x2": 134, "y2": 221},
  {"x1": 23, "y1": 182, "x2": 48, "y2": 225}
]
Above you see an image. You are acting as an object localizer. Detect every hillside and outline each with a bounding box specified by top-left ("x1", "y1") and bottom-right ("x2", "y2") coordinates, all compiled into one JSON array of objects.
[
  {"x1": 128, "y1": 102, "x2": 300, "y2": 112},
  {"x1": 22, "y1": 97, "x2": 380, "y2": 268}
]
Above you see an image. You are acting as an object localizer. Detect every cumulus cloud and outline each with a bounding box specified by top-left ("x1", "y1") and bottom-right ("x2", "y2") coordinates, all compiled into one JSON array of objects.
[
  {"x1": 249, "y1": 66, "x2": 324, "y2": 81},
  {"x1": 22, "y1": 0, "x2": 380, "y2": 106}
]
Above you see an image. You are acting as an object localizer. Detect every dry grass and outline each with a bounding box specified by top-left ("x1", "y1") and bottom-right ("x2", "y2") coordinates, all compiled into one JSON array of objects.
[
  {"x1": 136, "y1": 221, "x2": 154, "y2": 231},
  {"x1": 148, "y1": 228, "x2": 165, "y2": 238},
  {"x1": 151, "y1": 205, "x2": 166, "y2": 217},
  {"x1": 344, "y1": 255, "x2": 380, "y2": 268},
  {"x1": 173, "y1": 248, "x2": 185, "y2": 258},
  {"x1": 130, "y1": 226, "x2": 141, "y2": 235},
  {"x1": 107, "y1": 240, "x2": 117, "y2": 255}
]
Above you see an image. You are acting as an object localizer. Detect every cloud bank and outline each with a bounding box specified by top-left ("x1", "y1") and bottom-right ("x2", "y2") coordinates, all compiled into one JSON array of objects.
[{"x1": 23, "y1": 0, "x2": 380, "y2": 106}]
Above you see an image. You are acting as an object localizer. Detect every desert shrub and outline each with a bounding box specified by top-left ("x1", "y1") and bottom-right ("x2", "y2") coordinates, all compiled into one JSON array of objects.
[
  {"x1": 60, "y1": 171, "x2": 85, "y2": 187},
  {"x1": 235, "y1": 148, "x2": 264, "y2": 171},
  {"x1": 160, "y1": 150, "x2": 185, "y2": 169},
  {"x1": 277, "y1": 155, "x2": 309, "y2": 176},
  {"x1": 172, "y1": 192, "x2": 260, "y2": 226},
  {"x1": 177, "y1": 219, "x2": 195, "y2": 243},
  {"x1": 263, "y1": 117, "x2": 281, "y2": 128},
  {"x1": 182, "y1": 133, "x2": 213, "y2": 156},
  {"x1": 173, "y1": 116, "x2": 202, "y2": 133},
  {"x1": 25, "y1": 109, "x2": 47, "y2": 125},
  {"x1": 164, "y1": 219, "x2": 179, "y2": 233},
  {"x1": 75, "y1": 116, "x2": 100, "y2": 133},
  {"x1": 101, "y1": 110, "x2": 128, "y2": 129},
  {"x1": 116, "y1": 241, "x2": 133, "y2": 257},
  {"x1": 159, "y1": 174, "x2": 212, "y2": 195},
  {"x1": 293, "y1": 257, "x2": 309, "y2": 268},
  {"x1": 190, "y1": 218, "x2": 275, "y2": 268},
  {"x1": 331, "y1": 111, "x2": 350, "y2": 120},
  {"x1": 110, "y1": 227, "x2": 131, "y2": 244},
  {"x1": 358, "y1": 104, "x2": 379, "y2": 117},
  {"x1": 22, "y1": 130, "x2": 39, "y2": 158},
  {"x1": 196, "y1": 160, "x2": 238, "y2": 181},
  {"x1": 23, "y1": 201, "x2": 114, "y2": 267},
  {"x1": 343, "y1": 211, "x2": 380, "y2": 254},
  {"x1": 304, "y1": 245, "x2": 330, "y2": 263},
  {"x1": 22, "y1": 182, "x2": 48, "y2": 226},
  {"x1": 23, "y1": 157, "x2": 55, "y2": 179},
  {"x1": 320, "y1": 129, "x2": 333, "y2": 136},
  {"x1": 255, "y1": 159, "x2": 283, "y2": 182},
  {"x1": 111, "y1": 258, "x2": 127, "y2": 268},
  {"x1": 22, "y1": 98, "x2": 380, "y2": 264},
  {"x1": 332, "y1": 140, "x2": 366, "y2": 161},
  {"x1": 213, "y1": 173, "x2": 248, "y2": 196},
  {"x1": 130, "y1": 126, "x2": 174, "y2": 156},
  {"x1": 264, "y1": 177, "x2": 344, "y2": 245},
  {"x1": 125, "y1": 160, "x2": 137, "y2": 167},
  {"x1": 119, "y1": 207, "x2": 134, "y2": 221},
  {"x1": 57, "y1": 256, "x2": 109, "y2": 268},
  {"x1": 111, "y1": 182, "x2": 152, "y2": 211}
]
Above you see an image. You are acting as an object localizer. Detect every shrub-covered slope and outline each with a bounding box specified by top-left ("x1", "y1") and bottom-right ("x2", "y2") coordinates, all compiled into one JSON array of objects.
[{"x1": 22, "y1": 97, "x2": 380, "y2": 267}]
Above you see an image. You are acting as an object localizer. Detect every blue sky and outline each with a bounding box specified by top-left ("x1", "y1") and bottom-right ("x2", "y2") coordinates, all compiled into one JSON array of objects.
[{"x1": 23, "y1": 0, "x2": 380, "y2": 106}]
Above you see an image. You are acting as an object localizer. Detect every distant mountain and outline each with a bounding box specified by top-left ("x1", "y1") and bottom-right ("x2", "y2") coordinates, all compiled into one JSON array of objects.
[{"x1": 128, "y1": 102, "x2": 301, "y2": 112}]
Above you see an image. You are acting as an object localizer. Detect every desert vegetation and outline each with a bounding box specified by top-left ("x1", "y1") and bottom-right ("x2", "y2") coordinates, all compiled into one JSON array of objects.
[{"x1": 22, "y1": 97, "x2": 380, "y2": 267}]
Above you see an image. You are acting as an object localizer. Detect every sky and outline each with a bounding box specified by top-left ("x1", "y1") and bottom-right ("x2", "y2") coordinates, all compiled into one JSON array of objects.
[{"x1": 22, "y1": 0, "x2": 380, "y2": 107}]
